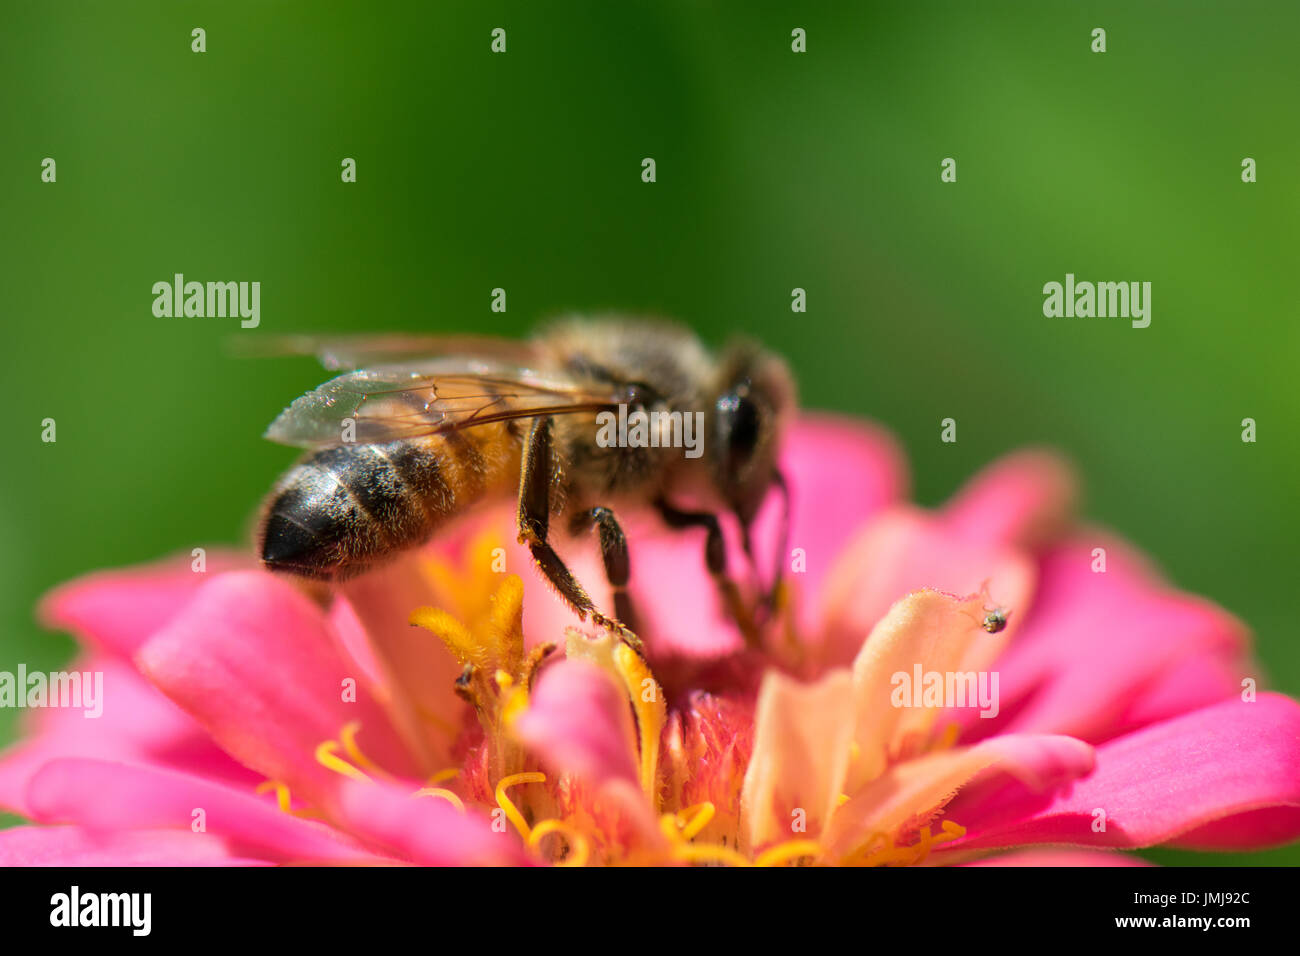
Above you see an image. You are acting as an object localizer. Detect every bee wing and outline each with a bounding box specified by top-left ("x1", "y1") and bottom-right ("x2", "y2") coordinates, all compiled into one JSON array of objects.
[
  {"x1": 264, "y1": 358, "x2": 626, "y2": 449},
  {"x1": 233, "y1": 333, "x2": 541, "y2": 370}
]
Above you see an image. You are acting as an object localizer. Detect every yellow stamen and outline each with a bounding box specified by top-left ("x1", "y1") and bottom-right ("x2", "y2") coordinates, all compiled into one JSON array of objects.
[
  {"x1": 411, "y1": 575, "x2": 534, "y2": 768},
  {"x1": 675, "y1": 802, "x2": 716, "y2": 842},
  {"x1": 428, "y1": 768, "x2": 460, "y2": 785},
  {"x1": 836, "y1": 792, "x2": 850, "y2": 807},
  {"x1": 410, "y1": 606, "x2": 483, "y2": 670},
  {"x1": 658, "y1": 815, "x2": 679, "y2": 844},
  {"x1": 840, "y1": 831, "x2": 895, "y2": 866},
  {"x1": 910, "y1": 825, "x2": 934, "y2": 866},
  {"x1": 338, "y1": 721, "x2": 394, "y2": 781},
  {"x1": 671, "y1": 842, "x2": 751, "y2": 867},
  {"x1": 931, "y1": 721, "x2": 961, "y2": 752},
  {"x1": 564, "y1": 628, "x2": 667, "y2": 806},
  {"x1": 859, "y1": 843, "x2": 917, "y2": 866},
  {"x1": 255, "y1": 780, "x2": 323, "y2": 819},
  {"x1": 414, "y1": 788, "x2": 465, "y2": 813},
  {"x1": 847, "y1": 818, "x2": 967, "y2": 867},
  {"x1": 495, "y1": 771, "x2": 546, "y2": 840},
  {"x1": 412, "y1": 702, "x2": 461, "y2": 739},
  {"x1": 656, "y1": 802, "x2": 759, "y2": 866},
  {"x1": 528, "y1": 819, "x2": 590, "y2": 867},
  {"x1": 659, "y1": 802, "x2": 715, "y2": 844},
  {"x1": 315, "y1": 740, "x2": 372, "y2": 782},
  {"x1": 411, "y1": 572, "x2": 528, "y2": 677},
  {"x1": 416, "y1": 537, "x2": 523, "y2": 673},
  {"x1": 499, "y1": 684, "x2": 530, "y2": 728},
  {"x1": 255, "y1": 780, "x2": 293, "y2": 813},
  {"x1": 613, "y1": 642, "x2": 665, "y2": 803},
  {"x1": 754, "y1": 839, "x2": 823, "y2": 867},
  {"x1": 486, "y1": 575, "x2": 526, "y2": 675}
]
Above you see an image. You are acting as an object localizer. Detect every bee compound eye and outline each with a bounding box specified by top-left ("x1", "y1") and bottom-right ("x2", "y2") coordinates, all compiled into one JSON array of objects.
[{"x1": 718, "y1": 391, "x2": 760, "y2": 466}]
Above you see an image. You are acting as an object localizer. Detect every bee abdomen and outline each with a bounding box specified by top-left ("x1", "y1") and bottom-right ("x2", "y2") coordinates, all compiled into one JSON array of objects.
[{"x1": 259, "y1": 439, "x2": 455, "y2": 580}]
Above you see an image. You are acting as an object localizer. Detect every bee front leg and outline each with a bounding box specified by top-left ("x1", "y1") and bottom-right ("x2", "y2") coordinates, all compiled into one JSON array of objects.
[
  {"x1": 569, "y1": 506, "x2": 643, "y2": 640},
  {"x1": 517, "y1": 417, "x2": 643, "y2": 652},
  {"x1": 653, "y1": 498, "x2": 762, "y2": 647}
]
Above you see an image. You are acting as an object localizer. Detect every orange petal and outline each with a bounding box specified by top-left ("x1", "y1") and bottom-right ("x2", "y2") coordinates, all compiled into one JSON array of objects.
[
  {"x1": 848, "y1": 588, "x2": 1015, "y2": 790},
  {"x1": 739, "y1": 668, "x2": 854, "y2": 853},
  {"x1": 824, "y1": 733, "x2": 1094, "y2": 860}
]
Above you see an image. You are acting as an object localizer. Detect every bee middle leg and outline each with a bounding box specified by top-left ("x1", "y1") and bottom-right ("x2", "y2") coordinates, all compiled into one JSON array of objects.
[
  {"x1": 517, "y1": 417, "x2": 642, "y2": 651},
  {"x1": 653, "y1": 498, "x2": 762, "y2": 647}
]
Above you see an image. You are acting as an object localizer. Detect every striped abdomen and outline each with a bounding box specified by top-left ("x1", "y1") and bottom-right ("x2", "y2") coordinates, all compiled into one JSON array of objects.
[{"x1": 259, "y1": 423, "x2": 522, "y2": 580}]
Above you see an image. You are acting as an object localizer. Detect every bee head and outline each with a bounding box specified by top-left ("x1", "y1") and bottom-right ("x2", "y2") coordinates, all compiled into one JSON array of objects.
[{"x1": 710, "y1": 341, "x2": 796, "y2": 524}]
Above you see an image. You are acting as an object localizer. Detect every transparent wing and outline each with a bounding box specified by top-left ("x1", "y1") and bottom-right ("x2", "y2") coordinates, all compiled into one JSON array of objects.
[
  {"x1": 233, "y1": 333, "x2": 541, "y2": 370},
  {"x1": 264, "y1": 358, "x2": 626, "y2": 449}
]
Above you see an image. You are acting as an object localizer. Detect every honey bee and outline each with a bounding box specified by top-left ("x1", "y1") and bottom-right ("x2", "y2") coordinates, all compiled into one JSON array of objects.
[{"x1": 256, "y1": 317, "x2": 795, "y2": 648}]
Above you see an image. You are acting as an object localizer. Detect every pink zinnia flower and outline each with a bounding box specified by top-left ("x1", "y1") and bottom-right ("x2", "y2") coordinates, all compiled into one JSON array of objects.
[{"x1": 3, "y1": 415, "x2": 1298, "y2": 866}]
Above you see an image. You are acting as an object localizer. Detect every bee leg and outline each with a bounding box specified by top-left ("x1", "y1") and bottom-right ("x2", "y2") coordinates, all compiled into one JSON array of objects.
[
  {"x1": 517, "y1": 417, "x2": 643, "y2": 652},
  {"x1": 569, "y1": 506, "x2": 643, "y2": 640},
  {"x1": 654, "y1": 499, "x2": 762, "y2": 647}
]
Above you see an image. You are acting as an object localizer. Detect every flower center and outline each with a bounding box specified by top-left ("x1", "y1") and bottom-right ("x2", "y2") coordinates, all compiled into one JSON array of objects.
[{"x1": 268, "y1": 538, "x2": 957, "y2": 867}]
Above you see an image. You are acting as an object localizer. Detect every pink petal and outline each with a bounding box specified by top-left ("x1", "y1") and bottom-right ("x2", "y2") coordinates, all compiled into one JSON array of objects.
[
  {"x1": 337, "y1": 780, "x2": 530, "y2": 866},
  {"x1": 136, "y1": 571, "x2": 418, "y2": 810},
  {"x1": 819, "y1": 507, "x2": 1035, "y2": 669},
  {"x1": 963, "y1": 536, "x2": 1247, "y2": 743},
  {"x1": 753, "y1": 413, "x2": 908, "y2": 631},
  {"x1": 621, "y1": 519, "x2": 748, "y2": 658},
  {"x1": 816, "y1": 448, "x2": 1077, "y2": 669},
  {"x1": 1172, "y1": 806, "x2": 1300, "y2": 850},
  {"x1": 1113, "y1": 652, "x2": 1246, "y2": 737},
  {"x1": 25, "y1": 758, "x2": 389, "y2": 863},
  {"x1": 326, "y1": 597, "x2": 386, "y2": 688},
  {"x1": 964, "y1": 848, "x2": 1150, "y2": 867},
  {"x1": 941, "y1": 450, "x2": 1077, "y2": 552},
  {"x1": 39, "y1": 550, "x2": 248, "y2": 657},
  {"x1": 0, "y1": 825, "x2": 269, "y2": 866},
  {"x1": 945, "y1": 693, "x2": 1300, "y2": 853},
  {"x1": 0, "y1": 655, "x2": 258, "y2": 817},
  {"x1": 335, "y1": 555, "x2": 466, "y2": 772},
  {"x1": 512, "y1": 659, "x2": 639, "y2": 785}
]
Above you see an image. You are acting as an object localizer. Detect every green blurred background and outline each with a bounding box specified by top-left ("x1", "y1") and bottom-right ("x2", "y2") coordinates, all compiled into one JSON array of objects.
[{"x1": 2, "y1": 1, "x2": 1297, "y2": 864}]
